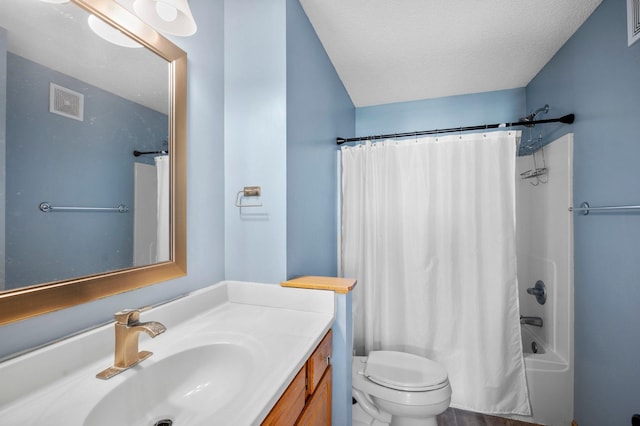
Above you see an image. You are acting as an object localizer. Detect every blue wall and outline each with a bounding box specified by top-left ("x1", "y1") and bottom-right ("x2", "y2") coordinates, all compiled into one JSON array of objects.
[
  {"x1": 224, "y1": 0, "x2": 354, "y2": 282},
  {"x1": 0, "y1": 0, "x2": 226, "y2": 359},
  {"x1": 356, "y1": 88, "x2": 525, "y2": 138},
  {"x1": 286, "y1": 0, "x2": 354, "y2": 278},
  {"x1": 5, "y1": 54, "x2": 167, "y2": 288},
  {"x1": 224, "y1": 0, "x2": 288, "y2": 283},
  {"x1": 526, "y1": 1, "x2": 640, "y2": 424},
  {"x1": 285, "y1": 2, "x2": 355, "y2": 424}
]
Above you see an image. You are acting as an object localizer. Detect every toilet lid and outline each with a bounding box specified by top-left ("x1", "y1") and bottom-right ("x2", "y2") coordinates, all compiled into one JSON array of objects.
[{"x1": 364, "y1": 351, "x2": 449, "y2": 392}]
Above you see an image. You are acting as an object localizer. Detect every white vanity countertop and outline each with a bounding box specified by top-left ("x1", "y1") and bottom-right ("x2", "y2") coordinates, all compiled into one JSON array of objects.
[{"x1": 0, "y1": 281, "x2": 335, "y2": 425}]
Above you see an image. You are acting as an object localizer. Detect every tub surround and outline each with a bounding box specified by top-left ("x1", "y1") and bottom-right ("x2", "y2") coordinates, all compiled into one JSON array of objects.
[
  {"x1": 512, "y1": 133, "x2": 574, "y2": 425},
  {"x1": 0, "y1": 281, "x2": 335, "y2": 425}
]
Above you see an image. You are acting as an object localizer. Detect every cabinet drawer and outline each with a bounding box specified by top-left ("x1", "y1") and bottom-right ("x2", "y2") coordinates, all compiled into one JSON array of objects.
[
  {"x1": 262, "y1": 367, "x2": 306, "y2": 426},
  {"x1": 307, "y1": 330, "x2": 332, "y2": 397}
]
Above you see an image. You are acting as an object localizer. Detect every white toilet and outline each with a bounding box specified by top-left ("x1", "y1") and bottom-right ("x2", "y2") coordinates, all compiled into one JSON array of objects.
[{"x1": 352, "y1": 351, "x2": 452, "y2": 426}]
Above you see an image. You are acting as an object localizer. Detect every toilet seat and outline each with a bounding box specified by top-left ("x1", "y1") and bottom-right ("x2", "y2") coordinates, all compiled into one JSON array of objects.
[
  {"x1": 364, "y1": 351, "x2": 449, "y2": 392},
  {"x1": 353, "y1": 355, "x2": 452, "y2": 415}
]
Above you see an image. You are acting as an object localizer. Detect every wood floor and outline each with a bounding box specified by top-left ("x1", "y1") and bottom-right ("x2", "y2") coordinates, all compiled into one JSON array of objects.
[{"x1": 436, "y1": 408, "x2": 542, "y2": 426}]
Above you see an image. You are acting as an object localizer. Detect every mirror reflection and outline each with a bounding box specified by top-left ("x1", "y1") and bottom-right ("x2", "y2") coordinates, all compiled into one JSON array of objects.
[{"x1": 0, "y1": 0, "x2": 170, "y2": 291}]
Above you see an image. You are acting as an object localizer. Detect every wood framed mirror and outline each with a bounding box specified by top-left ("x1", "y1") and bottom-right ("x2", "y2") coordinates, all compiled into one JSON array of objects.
[{"x1": 0, "y1": 0, "x2": 187, "y2": 326}]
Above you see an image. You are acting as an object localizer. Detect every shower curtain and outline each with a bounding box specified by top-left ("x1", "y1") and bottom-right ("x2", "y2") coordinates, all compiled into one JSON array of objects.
[
  {"x1": 340, "y1": 131, "x2": 530, "y2": 415},
  {"x1": 155, "y1": 155, "x2": 169, "y2": 263}
]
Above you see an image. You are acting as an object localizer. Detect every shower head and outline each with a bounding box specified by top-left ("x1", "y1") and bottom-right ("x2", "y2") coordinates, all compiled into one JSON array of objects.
[{"x1": 520, "y1": 104, "x2": 550, "y2": 127}]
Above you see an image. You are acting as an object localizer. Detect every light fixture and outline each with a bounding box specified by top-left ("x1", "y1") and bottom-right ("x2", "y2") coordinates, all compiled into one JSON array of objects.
[
  {"x1": 39, "y1": 0, "x2": 70, "y2": 3},
  {"x1": 133, "y1": 0, "x2": 197, "y2": 36},
  {"x1": 87, "y1": 14, "x2": 143, "y2": 48}
]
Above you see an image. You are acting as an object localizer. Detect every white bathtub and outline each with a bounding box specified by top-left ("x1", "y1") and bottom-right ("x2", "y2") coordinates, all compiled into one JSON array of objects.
[{"x1": 505, "y1": 327, "x2": 573, "y2": 426}]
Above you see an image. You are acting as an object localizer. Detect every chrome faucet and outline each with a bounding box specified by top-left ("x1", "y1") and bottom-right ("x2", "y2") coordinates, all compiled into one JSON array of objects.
[
  {"x1": 520, "y1": 315, "x2": 543, "y2": 327},
  {"x1": 96, "y1": 309, "x2": 166, "y2": 380}
]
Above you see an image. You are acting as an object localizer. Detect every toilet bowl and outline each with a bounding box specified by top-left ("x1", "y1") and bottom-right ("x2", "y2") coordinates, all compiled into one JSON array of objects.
[{"x1": 352, "y1": 351, "x2": 452, "y2": 426}]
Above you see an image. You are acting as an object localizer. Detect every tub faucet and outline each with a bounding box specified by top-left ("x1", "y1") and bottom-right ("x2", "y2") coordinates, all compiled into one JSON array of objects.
[
  {"x1": 96, "y1": 309, "x2": 166, "y2": 380},
  {"x1": 520, "y1": 315, "x2": 543, "y2": 327}
]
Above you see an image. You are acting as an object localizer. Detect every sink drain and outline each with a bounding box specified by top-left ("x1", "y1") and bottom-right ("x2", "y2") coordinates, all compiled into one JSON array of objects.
[{"x1": 153, "y1": 420, "x2": 173, "y2": 426}]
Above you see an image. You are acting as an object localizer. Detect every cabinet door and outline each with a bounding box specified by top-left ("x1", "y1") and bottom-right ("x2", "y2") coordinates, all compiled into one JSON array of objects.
[
  {"x1": 307, "y1": 330, "x2": 332, "y2": 397},
  {"x1": 296, "y1": 365, "x2": 332, "y2": 426},
  {"x1": 262, "y1": 367, "x2": 306, "y2": 426}
]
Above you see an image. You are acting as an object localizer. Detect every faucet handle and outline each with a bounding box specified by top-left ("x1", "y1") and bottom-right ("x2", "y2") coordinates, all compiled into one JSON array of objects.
[
  {"x1": 114, "y1": 309, "x2": 142, "y2": 325},
  {"x1": 114, "y1": 305, "x2": 154, "y2": 324},
  {"x1": 526, "y1": 280, "x2": 547, "y2": 305}
]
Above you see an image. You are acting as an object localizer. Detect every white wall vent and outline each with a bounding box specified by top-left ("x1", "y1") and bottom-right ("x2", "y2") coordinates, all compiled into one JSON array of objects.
[
  {"x1": 629, "y1": 0, "x2": 640, "y2": 46},
  {"x1": 49, "y1": 83, "x2": 84, "y2": 121}
]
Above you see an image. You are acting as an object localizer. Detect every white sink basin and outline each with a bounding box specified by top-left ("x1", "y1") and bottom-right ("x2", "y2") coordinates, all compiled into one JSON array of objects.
[
  {"x1": 0, "y1": 281, "x2": 335, "y2": 425},
  {"x1": 85, "y1": 343, "x2": 255, "y2": 426}
]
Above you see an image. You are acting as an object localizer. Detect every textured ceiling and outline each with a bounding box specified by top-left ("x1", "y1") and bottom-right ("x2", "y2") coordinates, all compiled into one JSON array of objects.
[{"x1": 300, "y1": 0, "x2": 603, "y2": 107}]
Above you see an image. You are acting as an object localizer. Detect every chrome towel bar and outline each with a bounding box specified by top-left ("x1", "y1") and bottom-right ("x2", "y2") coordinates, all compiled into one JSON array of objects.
[
  {"x1": 569, "y1": 202, "x2": 640, "y2": 215},
  {"x1": 39, "y1": 202, "x2": 129, "y2": 213}
]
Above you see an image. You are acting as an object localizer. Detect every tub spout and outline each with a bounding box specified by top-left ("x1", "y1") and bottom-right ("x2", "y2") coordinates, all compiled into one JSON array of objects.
[{"x1": 520, "y1": 315, "x2": 543, "y2": 327}]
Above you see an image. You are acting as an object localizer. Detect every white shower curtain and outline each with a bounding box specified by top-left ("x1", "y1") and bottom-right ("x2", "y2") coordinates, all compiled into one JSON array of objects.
[
  {"x1": 341, "y1": 131, "x2": 530, "y2": 415},
  {"x1": 155, "y1": 155, "x2": 169, "y2": 263}
]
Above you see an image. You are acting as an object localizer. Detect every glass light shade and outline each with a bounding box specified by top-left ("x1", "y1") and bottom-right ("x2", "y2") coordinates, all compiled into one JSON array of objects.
[
  {"x1": 87, "y1": 14, "x2": 142, "y2": 48},
  {"x1": 133, "y1": 0, "x2": 197, "y2": 36}
]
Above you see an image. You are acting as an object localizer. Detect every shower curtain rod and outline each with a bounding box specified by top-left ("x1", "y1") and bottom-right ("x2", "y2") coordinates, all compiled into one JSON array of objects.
[{"x1": 335, "y1": 113, "x2": 575, "y2": 145}]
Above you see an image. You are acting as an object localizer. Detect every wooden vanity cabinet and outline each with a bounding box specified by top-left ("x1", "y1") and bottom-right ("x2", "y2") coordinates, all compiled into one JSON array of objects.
[{"x1": 262, "y1": 330, "x2": 333, "y2": 426}]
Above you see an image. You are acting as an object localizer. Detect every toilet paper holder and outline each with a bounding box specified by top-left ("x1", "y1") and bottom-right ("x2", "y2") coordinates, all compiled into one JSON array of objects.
[{"x1": 235, "y1": 186, "x2": 262, "y2": 208}]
